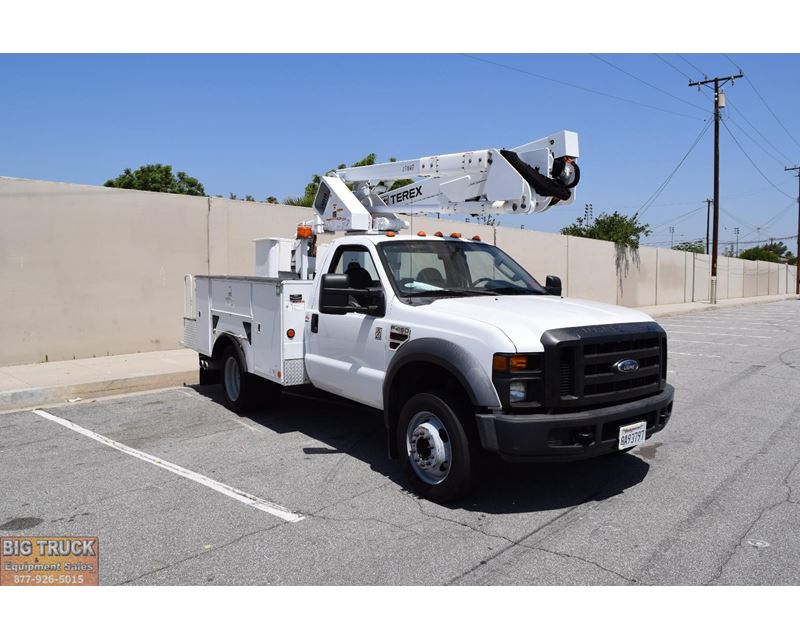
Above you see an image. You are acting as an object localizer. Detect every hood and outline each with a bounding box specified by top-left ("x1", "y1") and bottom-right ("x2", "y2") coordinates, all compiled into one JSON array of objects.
[{"x1": 425, "y1": 295, "x2": 655, "y2": 351}]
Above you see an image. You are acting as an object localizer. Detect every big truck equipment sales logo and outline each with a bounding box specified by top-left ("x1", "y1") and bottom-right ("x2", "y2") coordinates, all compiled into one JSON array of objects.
[{"x1": 1, "y1": 537, "x2": 99, "y2": 586}]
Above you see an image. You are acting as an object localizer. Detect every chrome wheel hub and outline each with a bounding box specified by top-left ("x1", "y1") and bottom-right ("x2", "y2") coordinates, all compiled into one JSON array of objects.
[{"x1": 406, "y1": 411, "x2": 452, "y2": 485}]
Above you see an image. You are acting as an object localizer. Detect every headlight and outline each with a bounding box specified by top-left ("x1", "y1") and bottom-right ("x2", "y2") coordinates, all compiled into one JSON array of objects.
[
  {"x1": 492, "y1": 353, "x2": 544, "y2": 408},
  {"x1": 509, "y1": 381, "x2": 527, "y2": 403}
]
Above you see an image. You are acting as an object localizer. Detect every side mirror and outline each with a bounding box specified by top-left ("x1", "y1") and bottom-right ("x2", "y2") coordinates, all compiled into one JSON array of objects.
[
  {"x1": 320, "y1": 274, "x2": 350, "y2": 314},
  {"x1": 319, "y1": 273, "x2": 385, "y2": 316},
  {"x1": 545, "y1": 275, "x2": 562, "y2": 296},
  {"x1": 366, "y1": 289, "x2": 386, "y2": 317}
]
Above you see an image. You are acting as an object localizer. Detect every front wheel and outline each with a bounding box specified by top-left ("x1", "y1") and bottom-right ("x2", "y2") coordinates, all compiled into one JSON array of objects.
[{"x1": 397, "y1": 392, "x2": 475, "y2": 503}]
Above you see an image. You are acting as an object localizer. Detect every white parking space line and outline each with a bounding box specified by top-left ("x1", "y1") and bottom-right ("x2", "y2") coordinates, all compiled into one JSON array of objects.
[
  {"x1": 663, "y1": 323, "x2": 776, "y2": 332},
  {"x1": 669, "y1": 339, "x2": 749, "y2": 347},
  {"x1": 31, "y1": 409, "x2": 304, "y2": 523},
  {"x1": 667, "y1": 330, "x2": 771, "y2": 339},
  {"x1": 669, "y1": 351, "x2": 721, "y2": 359},
  {"x1": 662, "y1": 319, "x2": 779, "y2": 326}
]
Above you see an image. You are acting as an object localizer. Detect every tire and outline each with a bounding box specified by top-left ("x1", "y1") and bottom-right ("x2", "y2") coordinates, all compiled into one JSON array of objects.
[
  {"x1": 220, "y1": 346, "x2": 259, "y2": 413},
  {"x1": 396, "y1": 392, "x2": 476, "y2": 503}
]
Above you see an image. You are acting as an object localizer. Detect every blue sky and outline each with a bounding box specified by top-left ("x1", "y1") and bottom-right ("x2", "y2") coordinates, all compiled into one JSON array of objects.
[{"x1": 1, "y1": 53, "x2": 798, "y2": 249}]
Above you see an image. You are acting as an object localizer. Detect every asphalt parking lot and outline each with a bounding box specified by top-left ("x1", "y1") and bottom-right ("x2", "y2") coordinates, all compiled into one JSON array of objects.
[{"x1": 1, "y1": 298, "x2": 799, "y2": 585}]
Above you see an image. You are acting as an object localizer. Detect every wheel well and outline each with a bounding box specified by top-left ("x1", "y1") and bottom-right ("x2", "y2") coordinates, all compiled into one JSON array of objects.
[
  {"x1": 211, "y1": 333, "x2": 238, "y2": 364},
  {"x1": 385, "y1": 361, "x2": 474, "y2": 458}
]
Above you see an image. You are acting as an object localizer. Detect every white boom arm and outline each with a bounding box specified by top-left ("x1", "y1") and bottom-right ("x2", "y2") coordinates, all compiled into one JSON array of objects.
[{"x1": 311, "y1": 130, "x2": 580, "y2": 233}]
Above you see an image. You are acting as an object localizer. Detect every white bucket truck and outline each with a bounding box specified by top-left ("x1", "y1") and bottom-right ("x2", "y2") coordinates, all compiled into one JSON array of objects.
[{"x1": 183, "y1": 132, "x2": 673, "y2": 501}]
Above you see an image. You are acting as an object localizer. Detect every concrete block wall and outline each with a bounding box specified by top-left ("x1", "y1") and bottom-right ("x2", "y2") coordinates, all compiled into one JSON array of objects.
[
  {"x1": 655, "y1": 248, "x2": 687, "y2": 305},
  {"x1": 618, "y1": 246, "x2": 659, "y2": 308},
  {"x1": 0, "y1": 178, "x2": 209, "y2": 365},
  {"x1": 0, "y1": 176, "x2": 796, "y2": 365}
]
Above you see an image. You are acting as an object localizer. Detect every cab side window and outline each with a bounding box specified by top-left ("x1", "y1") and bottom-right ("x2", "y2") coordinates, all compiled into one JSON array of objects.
[{"x1": 329, "y1": 246, "x2": 380, "y2": 289}]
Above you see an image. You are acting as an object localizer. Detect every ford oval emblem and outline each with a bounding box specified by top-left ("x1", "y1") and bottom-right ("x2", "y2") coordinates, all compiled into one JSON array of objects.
[{"x1": 613, "y1": 359, "x2": 640, "y2": 374}]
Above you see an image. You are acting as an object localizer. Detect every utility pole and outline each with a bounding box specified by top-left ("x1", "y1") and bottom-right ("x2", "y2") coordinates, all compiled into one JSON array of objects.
[
  {"x1": 689, "y1": 71, "x2": 743, "y2": 303},
  {"x1": 705, "y1": 198, "x2": 712, "y2": 254},
  {"x1": 785, "y1": 165, "x2": 800, "y2": 295},
  {"x1": 734, "y1": 227, "x2": 740, "y2": 257},
  {"x1": 669, "y1": 226, "x2": 676, "y2": 248}
]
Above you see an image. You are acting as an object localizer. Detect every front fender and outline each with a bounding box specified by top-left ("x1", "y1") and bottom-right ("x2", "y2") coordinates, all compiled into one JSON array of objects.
[{"x1": 382, "y1": 337, "x2": 501, "y2": 458}]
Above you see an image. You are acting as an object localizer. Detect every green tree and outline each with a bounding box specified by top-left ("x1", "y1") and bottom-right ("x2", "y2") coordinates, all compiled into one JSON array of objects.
[
  {"x1": 738, "y1": 246, "x2": 783, "y2": 263},
  {"x1": 283, "y1": 178, "x2": 321, "y2": 208},
  {"x1": 672, "y1": 240, "x2": 705, "y2": 253},
  {"x1": 560, "y1": 211, "x2": 651, "y2": 249},
  {"x1": 264, "y1": 196, "x2": 279, "y2": 204},
  {"x1": 761, "y1": 241, "x2": 792, "y2": 261},
  {"x1": 104, "y1": 164, "x2": 205, "y2": 196},
  {"x1": 284, "y1": 154, "x2": 413, "y2": 207}
]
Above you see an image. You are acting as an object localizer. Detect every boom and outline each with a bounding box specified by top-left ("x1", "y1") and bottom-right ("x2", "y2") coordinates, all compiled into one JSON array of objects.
[{"x1": 311, "y1": 130, "x2": 580, "y2": 233}]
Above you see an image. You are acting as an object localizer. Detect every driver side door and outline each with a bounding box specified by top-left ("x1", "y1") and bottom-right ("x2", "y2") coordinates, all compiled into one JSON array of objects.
[{"x1": 305, "y1": 244, "x2": 389, "y2": 409}]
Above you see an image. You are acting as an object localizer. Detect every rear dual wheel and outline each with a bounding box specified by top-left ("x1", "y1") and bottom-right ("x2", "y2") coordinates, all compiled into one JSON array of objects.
[{"x1": 220, "y1": 346, "x2": 280, "y2": 413}]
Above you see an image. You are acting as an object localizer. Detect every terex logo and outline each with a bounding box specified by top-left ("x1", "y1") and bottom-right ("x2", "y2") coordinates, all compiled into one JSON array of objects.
[{"x1": 385, "y1": 185, "x2": 422, "y2": 205}]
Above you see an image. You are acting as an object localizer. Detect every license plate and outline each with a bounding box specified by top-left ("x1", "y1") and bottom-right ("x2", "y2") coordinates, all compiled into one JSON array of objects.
[{"x1": 618, "y1": 421, "x2": 647, "y2": 450}]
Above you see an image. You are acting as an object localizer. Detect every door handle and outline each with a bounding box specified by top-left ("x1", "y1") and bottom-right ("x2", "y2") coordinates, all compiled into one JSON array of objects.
[{"x1": 311, "y1": 313, "x2": 319, "y2": 333}]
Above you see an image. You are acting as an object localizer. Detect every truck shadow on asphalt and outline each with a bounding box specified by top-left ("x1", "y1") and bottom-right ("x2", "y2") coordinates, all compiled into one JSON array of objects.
[{"x1": 194, "y1": 385, "x2": 651, "y2": 515}]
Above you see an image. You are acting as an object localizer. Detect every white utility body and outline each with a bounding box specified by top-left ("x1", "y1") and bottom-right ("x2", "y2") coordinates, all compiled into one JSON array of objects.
[{"x1": 183, "y1": 131, "x2": 674, "y2": 502}]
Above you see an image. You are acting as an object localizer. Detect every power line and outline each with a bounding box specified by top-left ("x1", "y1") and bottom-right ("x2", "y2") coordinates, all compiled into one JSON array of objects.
[
  {"x1": 725, "y1": 233, "x2": 797, "y2": 246},
  {"x1": 724, "y1": 112, "x2": 791, "y2": 168},
  {"x1": 745, "y1": 78, "x2": 800, "y2": 153},
  {"x1": 653, "y1": 54, "x2": 692, "y2": 81},
  {"x1": 650, "y1": 204, "x2": 707, "y2": 231},
  {"x1": 591, "y1": 54, "x2": 710, "y2": 114},
  {"x1": 458, "y1": 54, "x2": 704, "y2": 121},
  {"x1": 721, "y1": 119, "x2": 795, "y2": 199},
  {"x1": 719, "y1": 205, "x2": 757, "y2": 232},
  {"x1": 636, "y1": 119, "x2": 713, "y2": 217},
  {"x1": 733, "y1": 202, "x2": 796, "y2": 241},
  {"x1": 646, "y1": 233, "x2": 797, "y2": 248},
  {"x1": 677, "y1": 54, "x2": 708, "y2": 78},
  {"x1": 759, "y1": 201, "x2": 797, "y2": 231},
  {"x1": 648, "y1": 202, "x2": 793, "y2": 248},
  {"x1": 724, "y1": 98, "x2": 795, "y2": 166},
  {"x1": 724, "y1": 54, "x2": 800, "y2": 153},
  {"x1": 726, "y1": 180, "x2": 795, "y2": 200}
]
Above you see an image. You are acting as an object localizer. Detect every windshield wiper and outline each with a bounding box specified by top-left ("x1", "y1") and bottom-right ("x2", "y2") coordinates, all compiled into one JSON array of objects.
[
  {"x1": 481, "y1": 286, "x2": 544, "y2": 295},
  {"x1": 405, "y1": 288, "x2": 492, "y2": 298}
]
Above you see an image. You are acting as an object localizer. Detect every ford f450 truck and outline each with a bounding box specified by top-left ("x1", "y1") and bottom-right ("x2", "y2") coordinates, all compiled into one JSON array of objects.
[{"x1": 182, "y1": 132, "x2": 674, "y2": 501}]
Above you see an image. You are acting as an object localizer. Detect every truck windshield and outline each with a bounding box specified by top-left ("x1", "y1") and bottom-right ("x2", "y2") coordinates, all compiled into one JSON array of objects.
[{"x1": 377, "y1": 240, "x2": 547, "y2": 298}]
